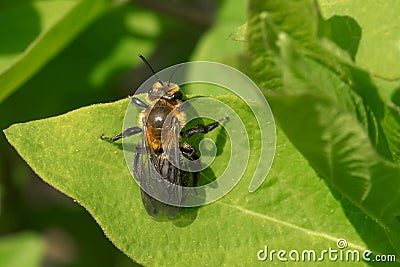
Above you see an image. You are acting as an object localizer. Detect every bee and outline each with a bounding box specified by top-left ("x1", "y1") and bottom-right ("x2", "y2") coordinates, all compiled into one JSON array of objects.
[{"x1": 101, "y1": 55, "x2": 228, "y2": 218}]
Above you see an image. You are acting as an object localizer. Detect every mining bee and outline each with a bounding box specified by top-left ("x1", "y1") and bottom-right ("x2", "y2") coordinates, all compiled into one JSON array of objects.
[{"x1": 101, "y1": 55, "x2": 228, "y2": 218}]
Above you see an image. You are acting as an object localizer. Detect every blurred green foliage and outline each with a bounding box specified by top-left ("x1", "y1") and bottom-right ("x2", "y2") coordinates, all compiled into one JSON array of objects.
[{"x1": 0, "y1": 232, "x2": 44, "y2": 267}]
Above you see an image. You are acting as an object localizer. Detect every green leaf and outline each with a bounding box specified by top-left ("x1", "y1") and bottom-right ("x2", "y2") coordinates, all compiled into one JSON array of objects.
[
  {"x1": 3, "y1": 95, "x2": 398, "y2": 265},
  {"x1": 0, "y1": 232, "x2": 44, "y2": 267},
  {"x1": 267, "y1": 89, "x2": 400, "y2": 252},
  {"x1": 279, "y1": 34, "x2": 398, "y2": 162},
  {"x1": 247, "y1": 0, "x2": 400, "y2": 162},
  {"x1": 247, "y1": 0, "x2": 400, "y2": 255},
  {"x1": 0, "y1": 0, "x2": 110, "y2": 103},
  {"x1": 318, "y1": 0, "x2": 400, "y2": 80},
  {"x1": 227, "y1": 23, "x2": 247, "y2": 42},
  {"x1": 190, "y1": 0, "x2": 246, "y2": 61},
  {"x1": 184, "y1": 0, "x2": 249, "y2": 96}
]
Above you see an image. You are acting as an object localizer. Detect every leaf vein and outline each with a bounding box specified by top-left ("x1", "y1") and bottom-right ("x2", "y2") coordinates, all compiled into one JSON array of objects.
[{"x1": 219, "y1": 202, "x2": 367, "y2": 251}]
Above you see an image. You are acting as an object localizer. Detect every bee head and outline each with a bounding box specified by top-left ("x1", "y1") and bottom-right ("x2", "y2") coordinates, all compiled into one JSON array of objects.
[
  {"x1": 138, "y1": 54, "x2": 182, "y2": 102},
  {"x1": 148, "y1": 81, "x2": 180, "y2": 101}
]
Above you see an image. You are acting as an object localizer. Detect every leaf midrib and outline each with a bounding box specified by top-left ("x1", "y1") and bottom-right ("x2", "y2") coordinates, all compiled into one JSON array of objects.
[{"x1": 218, "y1": 201, "x2": 368, "y2": 251}]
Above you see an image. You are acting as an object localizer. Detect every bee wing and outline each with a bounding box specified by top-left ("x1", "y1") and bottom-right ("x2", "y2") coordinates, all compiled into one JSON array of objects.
[
  {"x1": 162, "y1": 115, "x2": 197, "y2": 196},
  {"x1": 162, "y1": 116, "x2": 185, "y2": 185},
  {"x1": 133, "y1": 117, "x2": 181, "y2": 218}
]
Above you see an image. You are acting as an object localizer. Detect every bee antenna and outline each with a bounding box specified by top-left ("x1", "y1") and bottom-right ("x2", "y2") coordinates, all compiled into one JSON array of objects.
[
  {"x1": 138, "y1": 54, "x2": 163, "y2": 85},
  {"x1": 168, "y1": 64, "x2": 183, "y2": 86}
]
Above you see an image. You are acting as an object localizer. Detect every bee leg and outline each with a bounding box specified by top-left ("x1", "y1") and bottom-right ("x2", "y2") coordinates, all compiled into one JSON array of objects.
[
  {"x1": 181, "y1": 116, "x2": 229, "y2": 138},
  {"x1": 100, "y1": 126, "x2": 142, "y2": 142},
  {"x1": 180, "y1": 143, "x2": 199, "y2": 189},
  {"x1": 130, "y1": 97, "x2": 148, "y2": 108},
  {"x1": 180, "y1": 143, "x2": 199, "y2": 160},
  {"x1": 133, "y1": 145, "x2": 143, "y2": 182}
]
